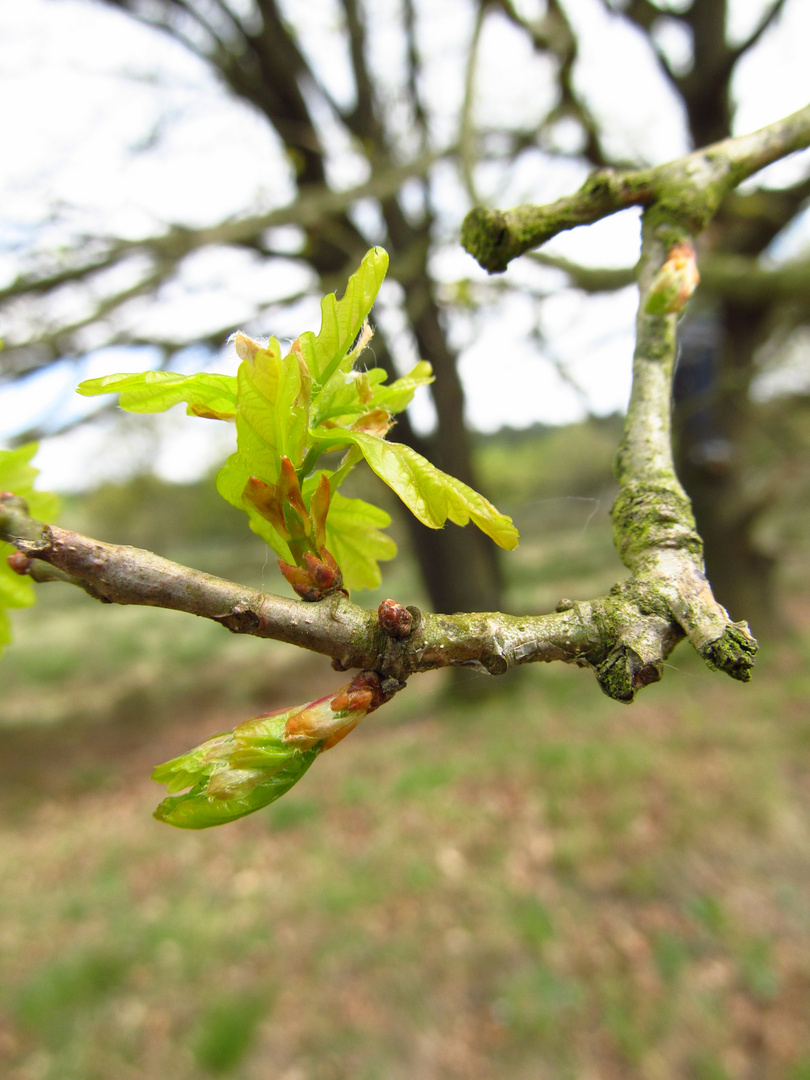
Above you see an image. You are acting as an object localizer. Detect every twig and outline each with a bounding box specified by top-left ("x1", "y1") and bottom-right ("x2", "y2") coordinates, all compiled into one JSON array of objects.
[
  {"x1": 462, "y1": 105, "x2": 810, "y2": 273},
  {"x1": 2, "y1": 491, "x2": 756, "y2": 702}
]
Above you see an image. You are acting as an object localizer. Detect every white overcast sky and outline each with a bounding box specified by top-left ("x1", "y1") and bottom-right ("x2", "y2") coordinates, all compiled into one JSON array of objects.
[{"x1": 1, "y1": 0, "x2": 809, "y2": 489}]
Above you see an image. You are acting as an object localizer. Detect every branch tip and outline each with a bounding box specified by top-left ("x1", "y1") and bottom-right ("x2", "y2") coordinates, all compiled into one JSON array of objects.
[{"x1": 700, "y1": 623, "x2": 758, "y2": 682}]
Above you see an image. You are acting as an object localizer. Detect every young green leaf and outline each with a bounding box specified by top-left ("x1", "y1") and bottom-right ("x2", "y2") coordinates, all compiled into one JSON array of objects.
[
  {"x1": 215, "y1": 339, "x2": 309, "y2": 559},
  {"x1": 372, "y1": 360, "x2": 434, "y2": 414},
  {"x1": 311, "y1": 429, "x2": 519, "y2": 550},
  {"x1": 236, "y1": 338, "x2": 307, "y2": 470},
  {"x1": 324, "y1": 491, "x2": 397, "y2": 591},
  {"x1": 311, "y1": 360, "x2": 434, "y2": 429},
  {"x1": 298, "y1": 246, "x2": 389, "y2": 385},
  {"x1": 0, "y1": 444, "x2": 60, "y2": 658},
  {"x1": 77, "y1": 371, "x2": 238, "y2": 420},
  {"x1": 215, "y1": 458, "x2": 293, "y2": 562}
]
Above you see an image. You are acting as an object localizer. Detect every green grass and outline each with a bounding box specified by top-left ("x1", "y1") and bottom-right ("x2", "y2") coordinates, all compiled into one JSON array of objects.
[
  {"x1": 2, "y1": 439, "x2": 810, "y2": 1079},
  {"x1": 2, "y1": 626, "x2": 810, "y2": 1080}
]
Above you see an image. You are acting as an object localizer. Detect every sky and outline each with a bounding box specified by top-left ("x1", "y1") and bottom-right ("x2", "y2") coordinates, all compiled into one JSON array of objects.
[{"x1": 1, "y1": 0, "x2": 809, "y2": 490}]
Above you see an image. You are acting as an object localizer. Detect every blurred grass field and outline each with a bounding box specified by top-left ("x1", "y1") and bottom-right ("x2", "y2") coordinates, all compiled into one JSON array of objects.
[{"x1": 2, "y1": 419, "x2": 810, "y2": 1080}]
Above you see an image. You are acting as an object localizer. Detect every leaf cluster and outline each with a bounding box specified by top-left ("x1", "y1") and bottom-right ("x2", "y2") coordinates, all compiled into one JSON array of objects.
[{"x1": 78, "y1": 248, "x2": 518, "y2": 594}]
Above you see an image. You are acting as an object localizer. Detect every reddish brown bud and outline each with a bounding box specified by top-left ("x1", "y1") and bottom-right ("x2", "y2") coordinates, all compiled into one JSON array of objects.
[
  {"x1": 378, "y1": 598, "x2": 412, "y2": 638},
  {"x1": 278, "y1": 552, "x2": 345, "y2": 602},
  {"x1": 244, "y1": 476, "x2": 288, "y2": 536},
  {"x1": 331, "y1": 671, "x2": 383, "y2": 714},
  {"x1": 279, "y1": 457, "x2": 309, "y2": 533},
  {"x1": 303, "y1": 551, "x2": 337, "y2": 591},
  {"x1": 7, "y1": 550, "x2": 33, "y2": 575},
  {"x1": 328, "y1": 688, "x2": 375, "y2": 715}
]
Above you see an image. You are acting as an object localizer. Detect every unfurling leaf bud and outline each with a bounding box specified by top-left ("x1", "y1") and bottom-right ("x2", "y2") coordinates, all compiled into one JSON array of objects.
[
  {"x1": 310, "y1": 474, "x2": 331, "y2": 554},
  {"x1": 278, "y1": 549, "x2": 344, "y2": 601},
  {"x1": 645, "y1": 242, "x2": 700, "y2": 315},
  {"x1": 152, "y1": 673, "x2": 385, "y2": 829},
  {"x1": 279, "y1": 457, "x2": 310, "y2": 534},
  {"x1": 231, "y1": 331, "x2": 262, "y2": 362}
]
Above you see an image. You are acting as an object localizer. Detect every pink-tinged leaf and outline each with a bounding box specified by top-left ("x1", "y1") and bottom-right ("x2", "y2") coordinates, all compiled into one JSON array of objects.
[
  {"x1": 242, "y1": 476, "x2": 288, "y2": 538},
  {"x1": 279, "y1": 456, "x2": 310, "y2": 535}
]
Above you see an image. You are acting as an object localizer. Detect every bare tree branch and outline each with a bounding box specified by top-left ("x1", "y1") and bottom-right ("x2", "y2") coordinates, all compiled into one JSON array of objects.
[
  {"x1": 529, "y1": 250, "x2": 810, "y2": 312},
  {"x1": 0, "y1": 488, "x2": 755, "y2": 700},
  {"x1": 461, "y1": 105, "x2": 810, "y2": 273},
  {"x1": 498, "y1": 0, "x2": 611, "y2": 167},
  {"x1": 728, "y1": 0, "x2": 790, "y2": 68}
]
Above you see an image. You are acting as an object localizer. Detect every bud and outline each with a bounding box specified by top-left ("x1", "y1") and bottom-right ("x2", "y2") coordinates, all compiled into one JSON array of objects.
[
  {"x1": 278, "y1": 549, "x2": 344, "y2": 601},
  {"x1": 7, "y1": 550, "x2": 33, "y2": 576},
  {"x1": 243, "y1": 475, "x2": 288, "y2": 537},
  {"x1": 352, "y1": 408, "x2": 393, "y2": 438},
  {"x1": 378, "y1": 597, "x2": 412, "y2": 638},
  {"x1": 152, "y1": 675, "x2": 382, "y2": 829},
  {"x1": 645, "y1": 242, "x2": 700, "y2": 316},
  {"x1": 231, "y1": 331, "x2": 262, "y2": 362}
]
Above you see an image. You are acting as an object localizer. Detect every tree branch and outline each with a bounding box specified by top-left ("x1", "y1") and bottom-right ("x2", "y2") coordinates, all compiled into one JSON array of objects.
[
  {"x1": 1, "y1": 479, "x2": 756, "y2": 702},
  {"x1": 461, "y1": 105, "x2": 810, "y2": 273},
  {"x1": 462, "y1": 168, "x2": 654, "y2": 272},
  {"x1": 0, "y1": 152, "x2": 441, "y2": 307},
  {"x1": 728, "y1": 0, "x2": 790, "y2": 68}
]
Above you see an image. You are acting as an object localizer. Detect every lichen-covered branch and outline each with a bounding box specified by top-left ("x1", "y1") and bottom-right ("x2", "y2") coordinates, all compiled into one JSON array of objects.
[
  {"x1": 461, "y1": 169, "x2": 655, "y2": 273},
  {"x1": 610, "y1": 202, "x2": 757, "y2": 683},
  {"x1": 462, "y1": 104, "x2": 810, "y2": 273},
  {"x1": 1, "y1": 490, "x2": 749, "y2": 703},
  {"x1": 459, "y1": 103, "x2": 797, "y2": 691}
]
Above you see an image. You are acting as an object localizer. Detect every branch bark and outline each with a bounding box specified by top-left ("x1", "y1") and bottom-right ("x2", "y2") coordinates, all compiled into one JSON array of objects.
[
  {"x1": 2, "y1": 480, "x2": 755, "y2": 703},
  {"x1": 461, "y1": 105, "x2": 810, "y2": 273}
]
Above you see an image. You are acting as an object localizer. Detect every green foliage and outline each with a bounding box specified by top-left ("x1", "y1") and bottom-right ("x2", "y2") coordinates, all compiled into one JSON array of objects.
[
  {"x1": 77, "y1": 247, "x2": 518, "y2": 594},
  {"x1": 323, "y1": 491, "x2": 396, "y2": 592},
  {"x1": 76, "y1": 370, "x2": 237, "y2": 419},
  {"x1": 0, "y1": 443, "x2": 59, "y2": 655},
  {"x1": 311, "y1": 428, "x2": 519, "y2": 549}
]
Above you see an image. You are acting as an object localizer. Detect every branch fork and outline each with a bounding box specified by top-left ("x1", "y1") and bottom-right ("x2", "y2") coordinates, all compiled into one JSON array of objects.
[{"x1": 9, "y1": 109, "x2": 806, "y2": 707}]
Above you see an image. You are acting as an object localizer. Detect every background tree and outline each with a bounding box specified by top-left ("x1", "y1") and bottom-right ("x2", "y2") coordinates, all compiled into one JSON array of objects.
[{"x1": 3, "y1": 0, "x2": 809, "y2": 628}]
